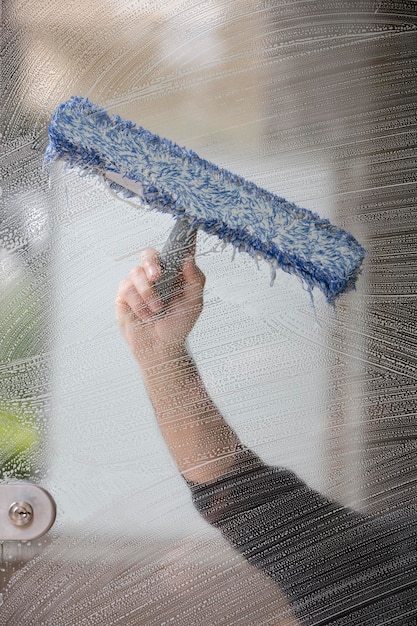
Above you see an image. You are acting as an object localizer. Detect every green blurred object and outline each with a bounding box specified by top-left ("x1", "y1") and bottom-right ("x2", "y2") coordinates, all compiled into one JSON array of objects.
[
  {"x1": 0, "y1": 264, "x2": 47, "y2": 480},
  {"x1": 0, "y1": 404, "x2": 40, "y2": 479}
]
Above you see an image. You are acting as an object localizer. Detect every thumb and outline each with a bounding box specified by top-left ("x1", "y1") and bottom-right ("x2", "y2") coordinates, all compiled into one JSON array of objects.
[{"x1": 182, "y1": 249, "x2": 205, "y2": 289}]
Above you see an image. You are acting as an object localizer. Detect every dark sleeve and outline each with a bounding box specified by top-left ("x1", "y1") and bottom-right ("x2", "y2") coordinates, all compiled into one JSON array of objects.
[{"x1": 186, "y1": 449, "x2": 417, "y2": 625}]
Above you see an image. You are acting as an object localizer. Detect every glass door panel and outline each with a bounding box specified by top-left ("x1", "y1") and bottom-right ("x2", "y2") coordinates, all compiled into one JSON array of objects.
[{"x1": 1, "y1": 2, "x2": 416, "y2": 623}]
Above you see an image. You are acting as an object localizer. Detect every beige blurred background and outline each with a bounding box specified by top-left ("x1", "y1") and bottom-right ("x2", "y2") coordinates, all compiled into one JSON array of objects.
[{"x1": 1, "y1": 1, "x2": 416, "y2": 624}]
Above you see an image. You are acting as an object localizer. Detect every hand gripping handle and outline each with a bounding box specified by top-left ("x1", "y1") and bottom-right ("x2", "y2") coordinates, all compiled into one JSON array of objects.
[{"x1": 155, "y1": 217, "x2": 197, "y2": 307}]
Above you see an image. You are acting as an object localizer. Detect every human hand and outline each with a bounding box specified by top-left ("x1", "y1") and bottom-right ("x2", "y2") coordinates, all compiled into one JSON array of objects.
[{"x1": 116, "y1": 245, "x2": 205, "y2": 368}]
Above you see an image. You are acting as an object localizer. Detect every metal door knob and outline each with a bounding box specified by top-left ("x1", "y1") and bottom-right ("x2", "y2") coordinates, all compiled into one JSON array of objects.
[
  {"x1": 0, "y1": 484, "x2": 55, "y2": 540},
  {"x1": 8, "y1": 501, "x2": 34, "y2": 526}
]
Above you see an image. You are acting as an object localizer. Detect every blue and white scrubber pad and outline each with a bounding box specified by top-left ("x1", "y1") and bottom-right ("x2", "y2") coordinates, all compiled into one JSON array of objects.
[{"x1": 45, "y1": 97, "x2": 365, "y2": 303}]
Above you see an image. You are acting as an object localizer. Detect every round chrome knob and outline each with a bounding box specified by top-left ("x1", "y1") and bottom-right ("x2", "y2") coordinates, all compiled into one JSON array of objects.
[{"x1": 8, "y1": 501, "x2": 33, "y2": 526}]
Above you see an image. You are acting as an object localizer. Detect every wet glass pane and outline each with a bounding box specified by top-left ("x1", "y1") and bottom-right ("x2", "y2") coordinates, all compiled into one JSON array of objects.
[{"x1": 1, "y1": 1, "x2": 416, "y2": 624}]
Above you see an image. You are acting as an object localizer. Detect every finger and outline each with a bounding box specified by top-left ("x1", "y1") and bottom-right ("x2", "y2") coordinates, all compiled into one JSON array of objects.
[
  {"x1": 115, "y1": 279, "x2": 136, "y2": 324},
  {"x1": 182, "y1": 253, "x2": 206, "y2": 290},
  {"x1": 140, "y1": 248, "x2": 162, "y2": 283},
  {"x1": 129, "y1": 266, "x2": 163, "y2": 314},
  {"x1": 115, "y1": 292, "x2": 132, "y2": 320},
  {"x1": 117, "y1": 277, "x2": 153, "y2": 321}
]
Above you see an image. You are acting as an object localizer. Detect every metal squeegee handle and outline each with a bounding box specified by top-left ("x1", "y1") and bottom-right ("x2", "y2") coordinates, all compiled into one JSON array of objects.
[
  {"x1": 103, "y1": 172, "x2": 196, "y2": 308},
  {"x1": 155, "y1": 217, "x2": 197, "y2": 308}
]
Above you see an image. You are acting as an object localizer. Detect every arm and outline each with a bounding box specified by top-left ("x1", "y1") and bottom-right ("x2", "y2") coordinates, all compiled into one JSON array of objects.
[
  {"x1": 116, "y1": 246, "x2": 242, "y2": 484},
  {"x1": 116, "y1": 248, "x2": 417, "y2": 623}
]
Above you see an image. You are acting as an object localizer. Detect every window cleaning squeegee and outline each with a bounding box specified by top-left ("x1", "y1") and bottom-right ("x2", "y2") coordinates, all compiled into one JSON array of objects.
[{"x1": 45, "y1": 97, "x2": 365, "y2": 304}]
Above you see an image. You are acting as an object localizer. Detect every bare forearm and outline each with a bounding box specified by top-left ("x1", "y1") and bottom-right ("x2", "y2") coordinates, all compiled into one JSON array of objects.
[
  {"x1": 116, "y1": 248, "x2": 240, "y2": 482},
  {"x1": 138, "y1": 346, "x2": 242, "y2": 484}
]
